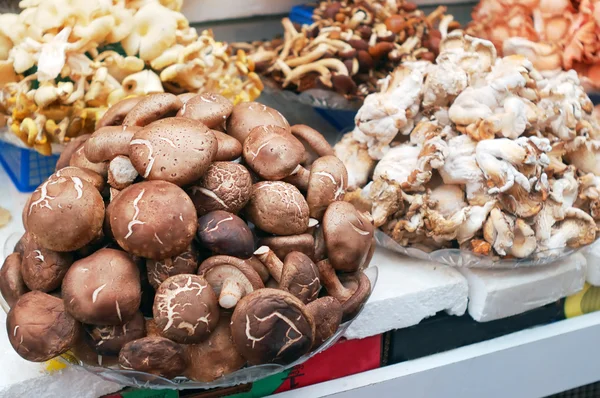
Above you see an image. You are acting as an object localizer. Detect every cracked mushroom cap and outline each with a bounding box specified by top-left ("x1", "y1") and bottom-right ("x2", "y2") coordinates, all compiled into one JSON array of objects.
[
  {"x1": 21, "y1": 240, "x2": 73, "y2": 292},
  {"x1": 123, "y1": 93, "x2": 183, "y2": 127},
  {"x1": 109, "y1": 181, "x2": 198, "y2": 260},
  {"x1": 322, "y1": 201, "x2": 374, "y2": 273},
  {"x1": 129, "y1": 117, "x2": 218, "y2": 186},
  {"x1": 197, "y1": 211, "x2": 254, "y2": 259},
  {"x1": 96, "y1": 97, "x2": 144, "y2": 129},
  {"x1": 7, "y1": 291, "x2": 80, "y2": 362},
  {"x1": 306, "y1": 296, "x2": 342, "y2": 350},
  {"x1": 62, "y1": 248, "x2": 142, "y2": 325},
  {"x1": 85, "y1": 311, "x2": 146, "y2": 356},
  {"x1": 226, "y1": 102, "x2": 290, "y2": 143},
  {"x1": 306, "y1": 156, "x2": 348, "y2": 220},
  {"x1": 187, "y1": 162, "x2": 253, "y2": 216},
  {"x1": 198, "y1": 255, "x2": 265, "y2": 309},
  {"x1": 0, "y1": 253, "x2": 28, "y2": 308},
  {"x1": 27, "y1": 176, "x2": 105, "y2": 252},
  {"x1": 245, "y1": 181, "x2": 310, "y2": 236},
  {"x1": 55, "y1": 134, "x2": 91, "y2": 171},
  {"x1": 183, "y1": 313, "x2": 246, "y2": 382},
  {"x1": 280, "y1": 252, "x2": 321, "y2": 304},
  {"x1": 243, "y1": 125, "x2": 306, "y2": 181},
  {"x1": 231, "y1": 288, "x2": 315, "y2": 365},
  {"x1": 52, "y1": 166, "x2": 106, "y2": 192},
  {"x1": 177, "y1": 93, "x2": 234, "y2": 129},
  {"x1": 153, "y1": 274, "x2": 219, "y2": 344},
  {"x1": 146, "y1": 244, "x2": 199, "y2": 289},
  {"x1": 119, "y1": 336, "x2": 186, "y2": 379}
]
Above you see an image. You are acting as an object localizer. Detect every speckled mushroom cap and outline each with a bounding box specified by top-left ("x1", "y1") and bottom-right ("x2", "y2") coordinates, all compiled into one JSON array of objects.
[
  {"x1": 109, "y1": 181, "x2": 198, "y2": 260},
  {"x1": 21, "y1": 240, "x2": 73, "y2": 292},
  {"x1": 323, "y1": 201, "x2": 374, "y2": 273},
  {"x1": 122, "y1": 93, "x2": 183, "y2": 127},
  {"x1": 306, "y1": 156, "x2": 348, "y2": 220},
  {"x1": 27, "y1": 175, "x2": 105, "y2": 252},
  {"x1": 152, "y1": 274, "x2": 219, "y2": 344},
  {"x1": 197, "y1": 211, "x2": 255, "y2": 259},
  {"x1": 52, "y1": 166, "x2": 106, "y2": 192},
  {"x1": 7, "y1": 291, "x2": 80, "y2": 362},
  {"x1": 96, "y1": 97, "x2": 144, "y2": 129},
  {"x1": 0, "y1": 253, "x2": 28, "y2": 308},
  {"x1": 226, "y1": 102, "x2": 290, "y2": 143},
  {"x1": 55, "y1": 134, "x2": 91, "y2": 171},
  {"x1": 280, "y1": 252, "x2": 321, "y2": 304},
  {"x1": 231, "y1": 288, "x2": 315, "y2": 365},
  {"x1": 183, "y1": 313, "x2": 246, "y2": 382},
  {"x1": 119, "y1": 336, "x2": 186, "y2": 379},
  {"x1": 129, "y1": 117, "x2": 217, "y2": 186},
  {"x1": 85, "y1": 311, "x2": 146, "y2": 356},
  {"x1": 245, "y1": 181, "x2": 310, "y2": 235},
  {"x1": 177, "y1": 93, "x2": 234, "y2": 128},
  {"x1": 187, "y1": 162, "x2": 253, "y2": 216},
  {"x1": 243, "y1": 125, "x2": 306, "y2": 180},
  {"x1": 62, "y1": 248, "x2": 141, "y2": 325},
  {"x1": 146, "y1": 244, "x2": 199, "y2": 289}
]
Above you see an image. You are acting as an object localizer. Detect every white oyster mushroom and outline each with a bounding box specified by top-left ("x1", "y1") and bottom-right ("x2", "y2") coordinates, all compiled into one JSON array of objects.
[
  {"x1": 543, "y1": 208, "x2": 597, "y2": 250},
  {"x1": 509, "y1": 219, "x2": 537, "y2": 258},
  {"x1": 565, "y1": 139, "x2": 600, "y2": 175},
  {"x1": 429, "y1": 185, "x2": 466, "y2": 217},
  {"x1": 334, "y1": 132, "x2": 376, "y2": 190},
  {"x1": 373, "y1": 144, "x2": 420, "y2": 187},
  {"x1": 483, "y1": 208, "x2": 515, "y2": 256},
  {"x1": 456, "y1": 200, "x2": 495, "y2": 244},
  {"x1": 475, "y1": 138, "x2": 530, "y2": 194}
]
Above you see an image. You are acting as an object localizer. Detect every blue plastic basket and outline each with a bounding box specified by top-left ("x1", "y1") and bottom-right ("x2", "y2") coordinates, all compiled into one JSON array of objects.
[{"x1": 0, "y1": 140, "x2": 59, "y2": 192}]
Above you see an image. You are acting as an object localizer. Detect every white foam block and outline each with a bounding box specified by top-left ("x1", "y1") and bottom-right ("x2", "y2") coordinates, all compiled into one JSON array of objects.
[
  {"x1": 344, "y1": 247, "x2": 468, "y2": 340},
  {"x1": 583, "y1": 242, "x2": 600, "y2": 286},
  {"x1": 460, "y1": 253, "x2": 587, "y2": 322}
]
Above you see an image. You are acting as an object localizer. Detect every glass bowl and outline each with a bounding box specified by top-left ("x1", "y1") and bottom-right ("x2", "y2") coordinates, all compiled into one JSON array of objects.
[
  {"x1": 1, "y1": 232, "x2": 378, "y2": 389},
  {"x1": 375, "y1": 229, "x2": 585, "y2": 269}
]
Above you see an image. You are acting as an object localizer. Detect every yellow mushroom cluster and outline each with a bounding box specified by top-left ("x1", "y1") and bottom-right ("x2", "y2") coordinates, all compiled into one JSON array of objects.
[{"x1": 0, "y1": 0, "x2": 263, "y2": 154}]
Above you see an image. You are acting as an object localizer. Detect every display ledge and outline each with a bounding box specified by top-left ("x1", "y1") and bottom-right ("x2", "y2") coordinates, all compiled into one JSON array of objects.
[{"x1": 276, "y1": 311, "x2": 600, "y2": 398}]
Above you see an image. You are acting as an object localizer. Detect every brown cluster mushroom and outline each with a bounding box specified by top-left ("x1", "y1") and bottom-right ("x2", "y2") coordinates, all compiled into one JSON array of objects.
[
  {"x1": 1, "y1": 92, "x2": 374, "y2": 381},
  {"x1": 236, "y1": 0, "x2": 456, "y2": 100}
]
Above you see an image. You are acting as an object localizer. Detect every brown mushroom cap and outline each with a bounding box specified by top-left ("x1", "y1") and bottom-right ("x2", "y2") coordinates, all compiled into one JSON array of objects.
[
  {"x1": 212, "y1": 130, "x2": 243, "y2": 161},
  {"x1": 305, "y1": 296, "x2": 342, "y2": 349},
  {"x1": 187, "y1": 162, "x2": 252, "y2": 216},
  {"x1": 85, "y1": 311, "x2": 146, "y2": 356},
  {"x1": 146, "y1": 245, "x2": 199, "y2": 289},
  {"x1": 62, "y1": 248, "x2": 141, "y2": 325},
  {"x1": 96, "y1": 96, "x2": 144, "y2": 129},
  {"x1": 177, "y1": 93, "x2": 197, "y2": 104},
  {"x1": 0, "y1": 253, "x2": 29, "y2": 308},
  {"x1": 245, "y1": 181, "x2": 309, "y2": 235},
  {"x1": 109, "y1": 181, "x2": 197, "y2": 260},
  {"x1": 290, "y1": 125, "x2": 334, "y2": 166},
  {"x1": 119, "y1": 336, "x2": 186, "y2": 379},
  {"x1": 197, "y1": 211, "x2": 254, "y2": 259},
  {"x1": 69, "y1": 145, "x2": 108, "y2": 177},
  {"x1": 7, "y1": 291, "x2": 80, "y2": 362},
  {"x1": 55, "y1": 134, "x2": 91, "y2": 171},
  {"x1": 306, "y1": 156, "x2": 348, "y2": 220},
  {"x1": 21, "y1": 240, "x2": 73, "y2": 292},
  {"x1": 226, "y1": 102, "x2": 290, "y2": 143},
  {"x1": 177, "y1": 93, "x2": 233, "y2": 129},
  {"x1": 243, "y1": 125, "x2": 306, "y2": 180},
  {"x1": 317, "y1": 259, "x2": 371, "y2": 322},
  {"x1": 122, "y1": 93, "x2": 183, "y2": 127},
  {"x1": 258, "y1": 234, "x2": 315, "y2": 261},
  {"x1": 145, "y1": 318, "x2": 160, "y2": 337},
  {"x1": 52, "y1": 166, "x2": 106, "y2": 192},
  {"x1": 323, "y1": 201, "x2": 374, "y2": 273},
  {"x1": 280, "y1": 252, "x2": 321, "y2": 304},
  {"x1": 14, "y1": 232, "x2": 31, "y2": 257},
  {"x1": 27, "y1": 176, "x2": 105, "y2": 252},
  {"x1": 198, "y1": 255, "x2": 265, "y2": 309},
  {"x1": 183, "y1": 312, "x2": 246, "y2": 382},
  {"x1": 84, "y1": 125, "x2": 140, "y2": 163},
  {"x1": 153, "y1": 274, "x2": 219, "y2": 344},
  {"x1": 129, "y1": 117, "x2": 217, "y2": 186},
  {"x1": 231, "y1": 288, "x2": 315, "y2": 365},
  {"x1": 71, "y1": 329, "x2": 119, "y2": 367}
]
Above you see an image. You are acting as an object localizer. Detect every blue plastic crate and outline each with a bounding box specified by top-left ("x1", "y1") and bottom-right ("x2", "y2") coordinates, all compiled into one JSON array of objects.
[
  {"x1": 289, "y1": 4, "x2": 315, "y2": 26},
  {"x1": 314, "y1": 108, "x2": 357, "y2": 132},
  {"x1": 0, "y1": 140, "x2": 59, "y2": 192}
]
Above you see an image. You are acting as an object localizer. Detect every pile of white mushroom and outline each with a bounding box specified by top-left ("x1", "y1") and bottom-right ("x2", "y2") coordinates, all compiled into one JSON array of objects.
[
  {"x1": 335, "y1": 30, "x2": 600, "y2": 259},
  {"x1": 0, "y1": 92, "x2": 374, "y2": 381},
  {"x1": 0, "y1": 0, "x2": 262, "y2": 154}
]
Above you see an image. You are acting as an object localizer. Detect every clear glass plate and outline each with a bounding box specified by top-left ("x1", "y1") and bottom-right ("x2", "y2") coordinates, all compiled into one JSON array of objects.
[
  {"x1": 375, "y1": 229, "x2": 586, "y2": 269},
  {"x1": 262, "y1": 80, "x2": 363, "y2": 111},
  {"x1": 1, "y1": 232, "x2": 378, "y2": 389}
]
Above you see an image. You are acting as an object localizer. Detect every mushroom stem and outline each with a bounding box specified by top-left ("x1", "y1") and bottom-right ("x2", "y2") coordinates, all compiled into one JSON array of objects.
[
  {"x1": 254, "y1": 246, "x2": 283, "y2": 282},
  {"x1": 316, "y1": 259, "x2": 352, "y2": 301},
  {"x1": 219, "y1": 278, "x2": 246, "y2": 309},
  {"x1": 284, "y1": 165, "x2": 310, "y2": 191}
]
